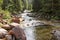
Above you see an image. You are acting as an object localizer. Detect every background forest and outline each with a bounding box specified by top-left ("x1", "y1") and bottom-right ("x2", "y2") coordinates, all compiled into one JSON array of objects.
[{"x1": 0, "y1": 0, "x2": 60, "y2": 20}]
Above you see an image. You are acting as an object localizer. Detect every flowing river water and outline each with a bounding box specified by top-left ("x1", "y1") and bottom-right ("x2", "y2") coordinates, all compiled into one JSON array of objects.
[
  {"x1": 20, "y1": 12, "x2": 40, "y2": 40},
  {"x1": 19, "y1": 10, "x2": 58, "y2": 40},
  {"x1": 20, "y1": 11, "x2": 43, "y2": 40}
]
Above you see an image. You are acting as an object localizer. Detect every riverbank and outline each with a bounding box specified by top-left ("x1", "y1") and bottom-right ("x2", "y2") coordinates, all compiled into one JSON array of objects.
[
  {"x1": 39, "y1": 19, "x2": 60, "y2": 27},
  {"x1": 35, "y1": 20, "x2": 60, "y2": 40}
]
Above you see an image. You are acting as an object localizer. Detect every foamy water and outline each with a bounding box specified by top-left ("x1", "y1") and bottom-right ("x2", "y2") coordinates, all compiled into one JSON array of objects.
[{"x1": 20, "y1": 10, "x2": 43, "y2": 40}]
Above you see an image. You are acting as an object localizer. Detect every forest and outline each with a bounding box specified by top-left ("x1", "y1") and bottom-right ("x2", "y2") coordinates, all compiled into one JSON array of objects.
[
  {"x1": 0, "y1": 0, "x2": 60, "y2": 40},
  {"x1": 0, "y1": 0, "x2": 60, "y2": 20}
]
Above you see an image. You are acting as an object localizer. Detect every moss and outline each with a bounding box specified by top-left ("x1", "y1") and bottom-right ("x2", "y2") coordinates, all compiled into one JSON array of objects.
[{"x1": 35, "y1": 26, "x2": 60, "y2": 40}]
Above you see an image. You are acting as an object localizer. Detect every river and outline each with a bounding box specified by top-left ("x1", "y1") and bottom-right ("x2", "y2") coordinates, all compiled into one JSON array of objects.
[
  {"x1": 20, "y1": 11, "x2": 41, "y2": 40},
  {"x1": 19, "y1": 10, "x2": 56, "y2": 40}
]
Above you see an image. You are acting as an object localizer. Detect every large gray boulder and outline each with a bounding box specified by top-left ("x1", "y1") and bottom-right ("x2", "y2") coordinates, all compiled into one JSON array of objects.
[{"x1": 51, "y1": 30, "x2": 60, "y2": 40}]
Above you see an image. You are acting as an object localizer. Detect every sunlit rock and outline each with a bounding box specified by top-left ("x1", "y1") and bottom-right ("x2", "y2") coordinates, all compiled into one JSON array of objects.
[
  {"x1": 2, "y1": 24, "x2": 11, "y2": 30},
  {"x1": 0, "y1": 38, "x2": 6, "y2": 40},
  {"x1": 0, "y1": 28, "x2": 8, "y2": 39},
  {"x1": 10, "y1": 23, "x2": 20, "y2": 27}
]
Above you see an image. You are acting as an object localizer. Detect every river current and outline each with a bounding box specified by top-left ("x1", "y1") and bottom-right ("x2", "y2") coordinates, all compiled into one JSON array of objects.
[{"x1": 20, "y1": 10, "x2": 41, "y2": 40}]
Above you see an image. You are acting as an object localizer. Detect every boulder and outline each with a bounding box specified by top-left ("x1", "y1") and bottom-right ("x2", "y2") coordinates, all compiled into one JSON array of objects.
[
  {"x1": 0, "y1": 28, "x2": 8, "y2": 39},
  {"x1": 5, "y1": 35, "x2": 15, "y2": 40},
  {"x1": 0, "y1": 38, "x2": 6, "y2": 40},
  {"x1": 8, "y1": 26, "x2": 26, "y2": 40},
  {"x1": 11, "y1": 16, "x2": 20, "y2": 24},
  {"x1": 51, "y1": 30, "x2": 60, "y2": 40},
  {"x1": 2, "y1": 24, "x2": 11, "y2": 30},
  {"x1": 2, "y1": 23, "x2": 20, "y2": 30}
]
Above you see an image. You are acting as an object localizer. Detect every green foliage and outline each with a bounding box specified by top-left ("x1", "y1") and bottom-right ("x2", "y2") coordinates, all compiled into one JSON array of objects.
[
  {"x1": 25, "y1": 0, "x2": 28, "y2": 9},
  {"x1": 1, "y1": 0, "x2": 33, "y2": 13},
  {"x1": 32, "y1": 0, "x2": 60, "y2": 20},
  {"x1": 28, "y1": 4, "x2": 33, "y2": 11},
  {"x1": 0, "y1": 0, "x2": 59, "y2": 20},
  {"x1": 1, "y1": 0, "x2": 21, "y2": 14},
  {"x1": 0, "y1": 0, "x2": 3, "y2": 9},
  {"x1": 3, "y1": 10, "x2": 11, "y2": 19},
  {"x1": 19, "y1": 0, "x2": 24, "y2": 11},
  {"x1": 32, "y1": 0, "x2": 41, "y2": 12},
  {"x1": 0, "y1": 9, "x2": 11, "y2": 19}
]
